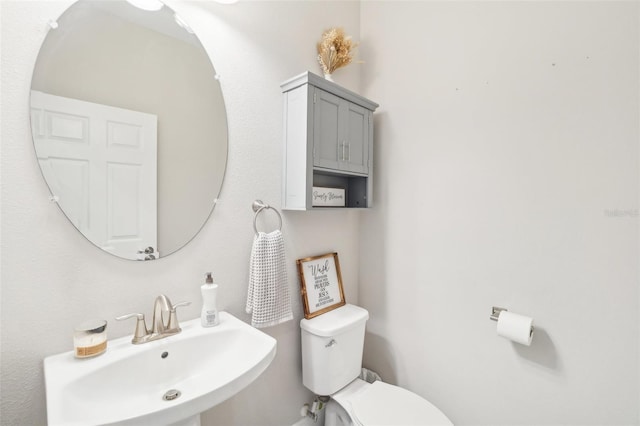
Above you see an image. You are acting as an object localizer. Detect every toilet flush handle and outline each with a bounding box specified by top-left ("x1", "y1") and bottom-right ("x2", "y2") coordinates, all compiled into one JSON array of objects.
[{"x1": 325, "y1": 339, "x2": 337, "y2": 348}]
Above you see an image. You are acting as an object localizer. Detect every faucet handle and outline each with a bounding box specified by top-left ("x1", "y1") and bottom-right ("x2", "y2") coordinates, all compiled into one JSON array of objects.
[
  {"x1": 168, "y1": 301, "x2": 191, "y2": 331},
  {"x1": 172, "y1": 301, "x2": 191, "y2": 309},
  {"x1": 115, "y1": 313, "x2": 149, "y2": 344}
]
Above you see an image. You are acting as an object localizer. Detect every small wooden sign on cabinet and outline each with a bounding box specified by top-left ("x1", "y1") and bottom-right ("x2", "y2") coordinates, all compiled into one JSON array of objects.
[{"x1": 312, "y1": 186, "x2": 346, "y2": 207}]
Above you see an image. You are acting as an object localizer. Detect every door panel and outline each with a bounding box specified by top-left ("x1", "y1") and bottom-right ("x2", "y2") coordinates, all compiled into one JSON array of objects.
[
  {"x1": 313, "y1": 89, "x2": 341, "y2": 170},
  {"x1": 343, "y1": 103, "x2": 368, "y2": 174},
  {"x1": 31, "y1": 91, "x2": 157, "y2": 259}
]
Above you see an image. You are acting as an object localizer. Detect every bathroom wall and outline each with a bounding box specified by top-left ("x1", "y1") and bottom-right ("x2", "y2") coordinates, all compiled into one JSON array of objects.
[
  {"x1": 359, "y1": 2, "x2": 640, "y2": 425},
  {"x1": 0, "y1": 1, "x2": 361, "y2": 425},
  {"x1": 4, "y1": 1, "x2": 639, "y2": 425}
]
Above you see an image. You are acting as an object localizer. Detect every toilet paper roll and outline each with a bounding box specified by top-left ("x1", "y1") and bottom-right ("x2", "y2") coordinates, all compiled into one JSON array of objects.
[{"x1": 496, "y1": 311, "x2": 534, "y2": 346}]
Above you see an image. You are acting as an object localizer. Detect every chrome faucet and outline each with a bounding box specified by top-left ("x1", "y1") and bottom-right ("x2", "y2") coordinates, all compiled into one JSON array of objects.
[{"x1": 116, "y1": 294, "x2": 191, "y2": 344}]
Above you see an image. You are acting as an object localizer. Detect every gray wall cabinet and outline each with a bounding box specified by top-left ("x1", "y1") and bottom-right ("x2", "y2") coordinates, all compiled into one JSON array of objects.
[{"x1": 281, "y1": 72, "x2": 378, "y2": 210}]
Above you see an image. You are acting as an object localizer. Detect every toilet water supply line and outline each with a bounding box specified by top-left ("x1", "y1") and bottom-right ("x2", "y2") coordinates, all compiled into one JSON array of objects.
[
  {"x1": 301, "y1": 396, "x2": 329, "y2": 422},
  {"x1": 299, "y1": 368, "x2": 382, "y2": 422},
  {"x1": 299, "y1": 368, "x2": 383, "y2": 421}
]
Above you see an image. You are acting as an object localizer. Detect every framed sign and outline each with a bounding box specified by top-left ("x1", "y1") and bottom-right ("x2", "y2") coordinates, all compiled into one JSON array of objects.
[{"x1": 296, "y1": 252, "x2": 346, "y2": 319}]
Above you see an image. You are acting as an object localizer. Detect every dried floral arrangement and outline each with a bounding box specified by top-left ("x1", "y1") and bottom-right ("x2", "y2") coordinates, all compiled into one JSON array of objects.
[{"x1": 317, "y1": 27, "x2": 357, "y2": 78}]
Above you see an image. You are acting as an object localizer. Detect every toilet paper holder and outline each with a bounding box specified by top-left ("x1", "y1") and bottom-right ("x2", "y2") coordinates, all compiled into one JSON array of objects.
[
  {"x1": 489, "y1": 306, "x2": 507, "y2": 322},
  {"x1": 490, "y1": 306, "x2": 535, "y2": 338}
]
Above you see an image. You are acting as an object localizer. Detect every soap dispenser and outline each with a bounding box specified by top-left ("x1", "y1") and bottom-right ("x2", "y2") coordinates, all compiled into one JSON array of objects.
[{"x1": 200, "y1": 272, "x2": 219, "y2": 327}]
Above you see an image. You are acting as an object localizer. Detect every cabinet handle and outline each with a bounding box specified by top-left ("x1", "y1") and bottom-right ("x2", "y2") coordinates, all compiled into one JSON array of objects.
[
  {"x1": 341, "y1": 140, "x2": 346, "y2": 161},
  {"x1": 347, "y1": 142, "x2": 351, "y2": 162}
]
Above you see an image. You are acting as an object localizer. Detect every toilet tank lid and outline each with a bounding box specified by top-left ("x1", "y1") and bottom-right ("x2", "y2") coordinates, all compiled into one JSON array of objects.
[{"x1": 300, "y1": 304, "x2": 369, "y2": 337}]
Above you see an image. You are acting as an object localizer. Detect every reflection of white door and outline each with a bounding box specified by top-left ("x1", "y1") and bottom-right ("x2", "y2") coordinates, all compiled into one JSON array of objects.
[{"x1": 30, "y1": 91, "x2": 158, "y2": 259}]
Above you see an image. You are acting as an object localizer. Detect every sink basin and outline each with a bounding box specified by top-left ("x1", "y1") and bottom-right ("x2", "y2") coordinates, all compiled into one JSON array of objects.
[{"x1": 44, "y1": 312, "x2": 277, "y2": 426}]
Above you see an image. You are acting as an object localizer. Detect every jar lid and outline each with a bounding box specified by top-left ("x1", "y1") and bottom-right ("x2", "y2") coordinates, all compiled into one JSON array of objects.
[{"x1": 74, "y1": 319, "x2": 107, "y2": 333}]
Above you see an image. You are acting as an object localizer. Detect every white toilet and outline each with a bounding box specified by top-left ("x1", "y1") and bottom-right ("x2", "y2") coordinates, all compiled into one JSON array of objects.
[{"x1": 300, "y1": 304, "x2": 453, "y2": 426}]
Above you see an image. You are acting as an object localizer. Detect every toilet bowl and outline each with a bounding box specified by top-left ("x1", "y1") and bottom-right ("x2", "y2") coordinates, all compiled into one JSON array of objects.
[
  {"x1": 300, "y1": 304, "x2": 453, "y2": 426},
  {"x1": 325, "y1": 378, "x2": 453, "y2": 426}
]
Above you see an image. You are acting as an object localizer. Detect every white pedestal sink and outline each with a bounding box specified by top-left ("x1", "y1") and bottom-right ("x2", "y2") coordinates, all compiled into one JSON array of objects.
[{"x1": 44, "y1": 312, "x2": 277, "y2": 426}]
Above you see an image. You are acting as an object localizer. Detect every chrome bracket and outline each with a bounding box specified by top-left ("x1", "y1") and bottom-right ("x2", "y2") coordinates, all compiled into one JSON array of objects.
[{"x1": 490, "y1": 306, "x2": 507, "y2": 322}]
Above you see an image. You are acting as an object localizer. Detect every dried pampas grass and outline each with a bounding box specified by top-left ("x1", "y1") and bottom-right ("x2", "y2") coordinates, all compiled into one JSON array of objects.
[{"x1": 317, "y1": 28, "x2": 357, "y2": 76}]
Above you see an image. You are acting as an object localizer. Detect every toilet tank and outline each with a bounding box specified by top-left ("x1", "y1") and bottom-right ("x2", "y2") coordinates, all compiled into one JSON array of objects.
[{"x1": 300, "y1": 304, "x2": 369, "y2": 396}]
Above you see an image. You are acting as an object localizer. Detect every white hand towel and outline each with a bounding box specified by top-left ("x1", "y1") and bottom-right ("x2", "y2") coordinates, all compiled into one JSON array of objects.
[{"x1": 246, "y1": 230, "x2": 293, "y2": 328}]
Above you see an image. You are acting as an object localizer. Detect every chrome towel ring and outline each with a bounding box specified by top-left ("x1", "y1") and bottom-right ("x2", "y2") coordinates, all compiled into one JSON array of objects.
[{"x1": 252, "y1": 200, "x2": 282, "y2": 235}]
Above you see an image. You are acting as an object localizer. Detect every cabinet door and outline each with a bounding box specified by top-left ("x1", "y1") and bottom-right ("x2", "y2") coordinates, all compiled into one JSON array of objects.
[
  {"x1": 313, "y1": 88, "x2": 370, "y2": 175},
  {"x1": 313, "y1": 89, "x2": 342, "y2": 170},
  {"x1": 341, "y1": 102, "x2": 369, "y2": 174}
]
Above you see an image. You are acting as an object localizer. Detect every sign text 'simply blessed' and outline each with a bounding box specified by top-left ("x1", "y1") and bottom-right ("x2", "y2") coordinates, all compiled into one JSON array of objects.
[{"x1": 312, "y1": 187, "x2": 345, "y2": 207}]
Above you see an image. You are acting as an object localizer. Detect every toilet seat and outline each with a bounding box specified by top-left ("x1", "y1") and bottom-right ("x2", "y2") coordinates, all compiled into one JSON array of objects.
[{"x1": 335, "y1": 380, "x2": 453, "y2": 426}]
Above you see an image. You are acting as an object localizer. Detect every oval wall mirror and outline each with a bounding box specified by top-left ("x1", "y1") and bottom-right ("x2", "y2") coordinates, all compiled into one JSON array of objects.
[{"x1": 30, "y1": 0, "x2": 228, "y2": 261}]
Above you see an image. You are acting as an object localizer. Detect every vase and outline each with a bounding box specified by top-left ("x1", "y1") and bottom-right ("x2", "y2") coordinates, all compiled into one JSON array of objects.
[{"x1": 324, "y1": 73, "x2": 333, "y2": 82}]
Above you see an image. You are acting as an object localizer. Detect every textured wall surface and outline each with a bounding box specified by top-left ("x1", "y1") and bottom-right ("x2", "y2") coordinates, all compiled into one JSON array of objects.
[
  {"x1": 0, "y1": 1, "x2": 361, "y2": 425},
  {"x1": 359, "y1": 2, "x2": 639, "y2": 425}
]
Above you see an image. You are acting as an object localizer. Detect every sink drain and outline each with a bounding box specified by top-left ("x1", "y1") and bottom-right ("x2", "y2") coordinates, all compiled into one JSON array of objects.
[{"x1": 162, "y1": 389, "x2": 181, "y2": 401}]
